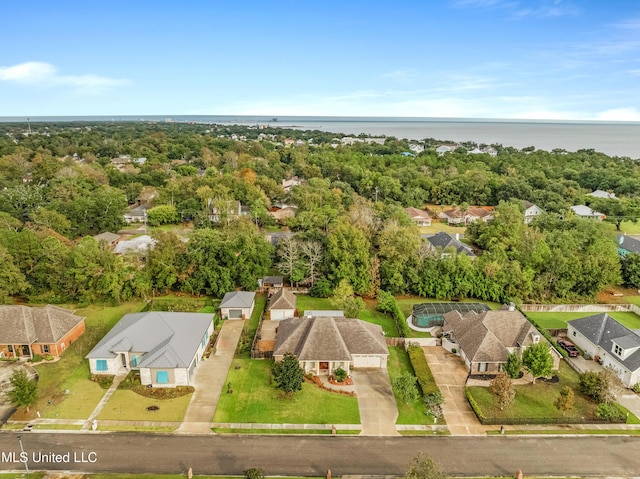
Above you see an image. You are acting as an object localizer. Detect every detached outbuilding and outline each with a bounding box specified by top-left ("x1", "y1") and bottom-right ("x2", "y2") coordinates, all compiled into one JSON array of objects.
[
  {"x1": 220, "y1": 291, "x2": 256, "y2": 320},
  {"x1": 268, "y1": 289, "x2": 296, "y2": 320}
]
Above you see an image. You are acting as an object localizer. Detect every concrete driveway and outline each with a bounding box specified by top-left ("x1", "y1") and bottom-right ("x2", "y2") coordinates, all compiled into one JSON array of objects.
[
  {"x1": 422, "y1": 346, "x2": 487, "y2": 436},
  {"x1": 351, "y1": 369, "x2": 399, "y2": 436}
]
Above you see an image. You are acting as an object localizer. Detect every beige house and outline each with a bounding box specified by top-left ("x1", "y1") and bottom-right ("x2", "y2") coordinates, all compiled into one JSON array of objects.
[
  {"x1": 439, "y1": 206, "x2": 494, "y2": 225},
  {"x1": 404, "y1": 207, "x2": 432, "y2": 227},
  {"x1": 274, "y1": 316, "x2": 388, "y2": 375},
  {"x1": 268, "y1": 289, "x2": 296, "y2": 320},
  {"x1": 442, "y1": 306, "x2": 561, "y2": 374}
]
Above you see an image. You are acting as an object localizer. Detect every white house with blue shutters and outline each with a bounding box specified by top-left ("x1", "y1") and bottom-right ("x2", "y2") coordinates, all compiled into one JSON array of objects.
[{"x1": 86, "y1": 312, "x2": 213, "y2": 388}]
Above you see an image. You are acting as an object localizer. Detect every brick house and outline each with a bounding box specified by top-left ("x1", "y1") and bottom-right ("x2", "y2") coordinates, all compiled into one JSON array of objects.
[{"x1": 0, "y1": 305, "x2": 85, "y2": 359}]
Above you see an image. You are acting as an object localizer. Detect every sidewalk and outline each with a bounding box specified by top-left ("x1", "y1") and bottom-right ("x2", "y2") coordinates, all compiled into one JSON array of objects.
[
  {"x1": 81, "y1": 372, "x2": 128, "y2": 431},
  {"x1": 176, "y1": 320, "x2": 244, "y2": 434}
]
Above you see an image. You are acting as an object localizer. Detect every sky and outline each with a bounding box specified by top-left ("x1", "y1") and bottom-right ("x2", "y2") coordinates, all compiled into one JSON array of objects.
[{"x1": 1, "y1": 0, "x2": 640, "y2": 120}]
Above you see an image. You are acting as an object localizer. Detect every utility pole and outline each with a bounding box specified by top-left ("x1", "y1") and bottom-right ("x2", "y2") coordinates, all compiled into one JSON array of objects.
[{"x1": 17, "y1": 435, "x2": 29, "y2": 474}]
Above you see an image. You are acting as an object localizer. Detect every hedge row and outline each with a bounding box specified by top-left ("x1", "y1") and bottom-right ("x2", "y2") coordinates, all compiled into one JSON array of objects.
[
  {"x1": 407, "y1": 345, "x2": 440, "y2": 396},
  {"x1": 377, "y1": 290, "x2": 411, "y2": 337},
  {"x1": 465, "y1": 388, "x2": 486, "y2": 423}
]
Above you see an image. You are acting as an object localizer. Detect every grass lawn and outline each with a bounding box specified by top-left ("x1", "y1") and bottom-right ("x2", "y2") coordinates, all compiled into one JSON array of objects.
[
  {"x1": 466, "y1": 362, "x2": 598, "y2": 422},
  {"x1": 12, "y1": 301, "x2": 146, "y2": 421},
  {"x1": 294, "y1": 294, "x2": 334, "y2": 312},
  {"x1": 235, "y1": 293, "x2": 267, "y2": 359},
  {"x1": 419, "y1": 223, "x2": 467, "y2": 236},
  {"x1": 97, "y1": 389, "x2": 192, "y2": 422},
  {"x1": 387, "y1": 346, "x2": 435, "y2": 425},
  {"x1": 527, "y1": 311, "x2": 640, "y2": 330},
  {"x1": 213, "y1": 359, "x2": 360, "y2": 424}
]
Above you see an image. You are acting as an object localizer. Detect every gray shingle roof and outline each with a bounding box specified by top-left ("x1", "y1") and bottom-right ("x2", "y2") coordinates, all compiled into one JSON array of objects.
[
  {"x1": 85, "y1": 312, "x2": 213, "y2": 369},
  {"x1": 114, "y1": 235, "x2": 156, "y2": 255},
  {"x1": 569, "y1": 314, "x2": 640, "y2": 372},
  {"x1": 303, "y1": 310, "x2": 344, "y2": 317},
  {"x1": 426, "y1": 231, "x2": 475, "y2": 257},
  {"x1": 93, "y1": 232, "x2": 121, "y2": 244},
  {"x1": 220, "y1": 291, "x2": 256, "y2": 309},
  {"x1": 0, "y1": 305, "x2": 84, "y2": 344},
  {"x1": 618, "y1": 235, "x2": 640, "y2": 255},
  {"x1": 268, "y1": 289, "x2": 296, "y2": 311},
  {"x1": 274, "y1": 317, "x2": 387, "y2": 361}
]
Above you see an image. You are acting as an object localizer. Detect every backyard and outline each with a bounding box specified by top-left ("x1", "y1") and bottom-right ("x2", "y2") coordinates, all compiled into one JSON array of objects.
[
  {"x1": 235, "y1": 293, "x2": 267, "y2": 359},
  {"x1": 213, "y1": 359, "x2": 360, "y2": 424},
  {"x1": 526, "y1": 311, "x2": 640, "y2": 330}
]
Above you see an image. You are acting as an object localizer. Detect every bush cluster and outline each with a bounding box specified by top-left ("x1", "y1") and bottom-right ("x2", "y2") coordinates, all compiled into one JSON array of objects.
[{"x1": 407, "y1": 345, "x2": 439, "y2": 395}]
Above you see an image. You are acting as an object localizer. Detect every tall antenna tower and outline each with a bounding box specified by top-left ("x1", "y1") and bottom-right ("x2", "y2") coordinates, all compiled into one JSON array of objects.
[{"x1": 27, "y1": 117, "x2": 32, "y2": 135}]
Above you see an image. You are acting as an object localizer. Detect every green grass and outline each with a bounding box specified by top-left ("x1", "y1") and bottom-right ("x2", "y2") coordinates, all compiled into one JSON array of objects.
[
  {"x1": 96, "y1": 389, "x2": 192, "y2": 422},
  {"x1": 294, "y1": 294, "x2": 334, "y2": 312},
  {"x1": 419, "y1": 223, "x2": 467, "y2": 236},
  {"x1": 14, "y1": 301, "x2": 147, "y2": 421},
  {"x1": 32, "y1": 423, "x2": 83, "y2": 430},
  {"x1": 387, "y1": 346, "x2": 440, "y2": 425},
  {"x1": 213, "y1": 359, "x2": 360, "y2": 424},
  {"x1": 235, "y1": 293, "x2": 267, "y2": 359},
  {"x1": 98, "y1": 425, "x2": 177, "y2": 432},
  {"x1": 212, "y1": 428, "x2": 360, "y2": 434},
  {"x1": 467, "y1": 362, "x2": 598, "y2": 422},
  {"x1": 526, "y1": 311, "x2": 640, "y2": 330}
]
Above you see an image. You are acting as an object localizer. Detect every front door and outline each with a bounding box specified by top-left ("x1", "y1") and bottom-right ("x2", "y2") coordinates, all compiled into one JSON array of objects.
[
  {"x1": 121, "y1": 353, "x2": 128, "y2": 368},
  {"x1": 21, "y1": 345, "x2": 30, "y2": 356},
  {"x1": 319, "y1": 361, "x2": 329, "y2": 372}
]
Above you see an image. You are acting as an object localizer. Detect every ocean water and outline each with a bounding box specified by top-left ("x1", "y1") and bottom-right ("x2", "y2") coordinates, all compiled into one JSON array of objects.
[{"x1": 2, "y1": 115, "x2": 639, "y2": 159}]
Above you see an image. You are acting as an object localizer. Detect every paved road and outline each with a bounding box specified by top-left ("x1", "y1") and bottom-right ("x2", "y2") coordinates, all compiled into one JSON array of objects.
[{"x1": 1, "y1": 433, "x2": 640, "y2": 477}]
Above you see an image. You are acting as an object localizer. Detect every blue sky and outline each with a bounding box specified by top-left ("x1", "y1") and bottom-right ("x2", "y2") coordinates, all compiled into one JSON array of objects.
[{"x1": 1, "y1": 0, "x2": 640, "y2": 120}]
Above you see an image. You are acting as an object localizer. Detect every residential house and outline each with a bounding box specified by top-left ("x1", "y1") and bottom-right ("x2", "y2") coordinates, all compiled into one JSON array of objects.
[
  {"x1": 93, "y1": 232, "x2": 121, "y2": 247},
  {"x1": 124, "y1": 203, "x2": 151, "y2": 223},
  {"x1": 425, "y1": 231, "x2": 475, "y2": 258},
  {"x1": 114, "y1": 235, "x2": 156, "y2": 257},
  {"x1": 436, "y1": 145, "x2": 456, "y2": 156},
  {"x1": 570, "y1": 205, "x2": 605, "y2": 221},
  {"x1": 567, "y1": 314, "x2": 640, "y2": 388},
  {"x1": 282, "y1": 176, "x2": 303, "y2": 193},
  {"x1": 110, "y1": 155, "x2": 132, "y2": 171},
  {"x1": 274, "y1": 316, "x2": 388, "y2": 375},
  {"x1": 268, "y1": 288, "x2": 296, "y2": 320},
  {"x1": 220, "y1": 291, "x2": 256, "y2": 320},
  {"x1": 405, "y1": 207, "x2": 432, "y2": 227},
  {"x1": 268, "y1": 206, "x2": 298, "y2": 223},
  {"x1": 207, "y1": 200, "x2": 250, "y2": 223},
  {"x1": 588, "y1": 190, "x2": 618, "y2": 200},
  {"x1": 442, "y1": 306, "x2": 561, "y2": 374},
  {"x1": 261, "y1": 276, "x2": 284, "y2": 288},
  {"x1": 341, "y1": 137, "x2": 386, "y2": 146},
  {"x1": 523, "y1": 201, "x2": 544, "y2": 224},
  {"x1": 439, "y1": 206, "x2": 494, "y2": 225},
  {"x1": 86, "y1": 312, "x2": 213, "y2": 387},
  {"x1": 617, "y1": 235, "x2": 640, "y2": 257},
  {"x1": 0, "y1": 305, "x2": 85, "y2": 359}
]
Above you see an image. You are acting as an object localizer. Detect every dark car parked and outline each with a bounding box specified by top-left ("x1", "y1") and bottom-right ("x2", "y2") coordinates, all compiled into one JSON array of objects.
[{"x1": 557, "y1": 339, "x2": 579, "y2": 357}]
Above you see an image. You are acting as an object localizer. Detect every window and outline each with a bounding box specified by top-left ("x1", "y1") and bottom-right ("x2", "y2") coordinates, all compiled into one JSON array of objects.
[
  {"x1": 8, "y1": 345, "x2": 13, "y2": 352},
  {"x1": 42, "y1": 345, "x2": 50, "y2": 353},
  {"x1": 96, "y1": 360, "x2": 108, "y2": 372},
  {"x1": 614, "y1": 345, "x2": 623, "y2": 357},
  {"x1": 202, "y1": 333, "x2": 208, "y2": 349},
  {"x1": 131, "y1": 355, "x2": 138, "y2": 367},
  {"x1": 156, "y1": 371, "x2": 169, "y2": 384},
  {"x1": 478, "y1": 363, "x2": 488, "y2": 372}
]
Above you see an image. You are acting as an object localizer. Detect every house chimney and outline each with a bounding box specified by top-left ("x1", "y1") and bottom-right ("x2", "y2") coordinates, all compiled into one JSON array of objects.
[
  {"x1": 531, "y1": 333, "x2": 540, "y2": 344},
  {"x1": 508, "y1": 302, "x2": 515, "y2": 311},
  {"x1": 455, "y1": 233, "x2": 460, "y2": 241}
]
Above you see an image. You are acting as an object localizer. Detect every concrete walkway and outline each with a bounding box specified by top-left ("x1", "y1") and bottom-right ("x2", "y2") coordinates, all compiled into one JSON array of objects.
[
  {"x1": 422, "y1": 346, "x2": 487, "y2": 436},
  {"x1": 81, "y1": 372, "x2": 128, "y2": 431},
  {"x1": 351, "y1": 370, "x2": 400, "y2": 436},
  {"x1": 177, "y1": 320, "x2": 243, "y2": 434}
]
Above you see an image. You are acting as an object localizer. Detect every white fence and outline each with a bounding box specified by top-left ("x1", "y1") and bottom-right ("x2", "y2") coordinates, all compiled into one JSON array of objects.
[{"x1": 520, "y1": 303, "x2": 640, "y2": 315}]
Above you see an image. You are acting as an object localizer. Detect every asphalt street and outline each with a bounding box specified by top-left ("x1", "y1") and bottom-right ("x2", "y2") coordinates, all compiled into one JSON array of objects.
[{"x1": 1, "y1": 433, "x2": 639, "y2": 477}]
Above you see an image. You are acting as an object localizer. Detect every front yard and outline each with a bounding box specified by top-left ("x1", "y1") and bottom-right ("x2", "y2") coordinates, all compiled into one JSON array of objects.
[
  {"x1": 97, "y1": 390, "x2": 192, "y2": 422},
  {"x1": 213, "y1": 359, "x2": 360, "y2": 424},
  {"x1": 466, "y1": 362, "x2": 627, "y2": 424},
  {"x1": 12, "y1": 301, "x2": 147, "y2": 421}
]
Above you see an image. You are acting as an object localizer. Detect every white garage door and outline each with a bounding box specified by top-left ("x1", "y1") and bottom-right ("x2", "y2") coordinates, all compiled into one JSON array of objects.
[
  {"x1": 270, "y1": 309, "x2": 286, "y2": 320},
  {"x1": 353, "y1": 355, "x2": 381, "y2": 368}
]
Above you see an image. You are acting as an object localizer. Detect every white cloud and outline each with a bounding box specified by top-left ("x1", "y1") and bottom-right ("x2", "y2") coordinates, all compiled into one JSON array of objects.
[
  {"x1": 0, "y1": 61, "x2": 130, "y2": 93},
  {"x1": 454, "y1": 0, "x2": 579, "y2": 19},
  {"x1": 596, "y1": 108, "x2": 640, "y2": 122},
  {"x1": 614, "y1": 18, "x2": 640, "y2": 29}
]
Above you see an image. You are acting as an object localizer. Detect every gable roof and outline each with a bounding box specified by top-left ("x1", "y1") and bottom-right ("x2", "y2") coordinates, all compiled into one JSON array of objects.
[
  {"x1": 571, "y1": 205, "x2": 604, "y2": 217},
  {"x1": 569, "y1": 313, "x2": 640, "y2": 372},
  {"x1": 589, "y1": 190, "x2": 617, "y2": 200},
  {"x1": 93, "y1": 232, "x2": 121, "y2": 244},
  {"x1": 85, "y1": 312, "x2": 212, "y2": 369},
  {"x1": 441, "y1": 206, "x2": 493, "y2": 219},
  {"x1": 114, "y1": 235, "x2": 156, "y2": 255},
  {"x1": 220, "y1": 291, "x2": 256, "y2": 309},
  {"x1": 269, "y1": 289, "x2": 296, "y2": 311},
  {"x1": 405, "y1": 207, "x2": 431, "y2": 221},
  {"x1": 274, "y1": 317, "x2": 388, "y2": 361},
  {"x1": 263, "y1": 276, "x2": 284, "y2": 284},
  {"x1": 443, "y1": 309, "x2": 541, "y2": 363},
  {"x1": 618, "y1": 235, "x2": 640, "y2": 254},
  {"x1": 0, "y1": 305, "x2": 84, "y2": 344},
  {"x1": 426, "y1": 231, "x2": 475, "y2": 257}
]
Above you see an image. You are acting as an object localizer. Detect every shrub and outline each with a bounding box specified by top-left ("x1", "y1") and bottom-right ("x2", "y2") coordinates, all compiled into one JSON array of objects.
[
  {"x1": 407, "y1": 345, "x2": 439, "y2": 396},
  {"x1": 244, "y1": 468, "x2": 265, "y2": 479},
  {"x1": 595, "y1": 403, "x2": 625, "y2": 421},
  {"x1": 309, "y1": 278, "x2": 332, "y2": 298},
  {"x1": 423, "y1": 391, "x2": 444, "y2": 419},
  {"x1": 632, "y1": 383, "x2": 640, "y2": 394},
  {"x1": 465, "y1": 388, "x2": 485, "y2": 423},
  {"x1": 45, "y1": 355, "x2": 54, "y2": 361},
  {"x1": 31, "y1": 354, "x2": 43, "y2": 362},
  {"x1": 451, "y1": 348, "x2": 457, "y2": 354},
  {"x1": 376, "y1": 289, "x2": 396, "y2": 313},
  {"x1": 393, "y1": 372, "x2": 420, "y2": 404},
  {"x1": 503, "y1": 352, "x2": 522, "y2": 379},
  {"x1": 376, "y1": 290, "x2": 410, "y2": 337},
  {"x1": 333, "y1": 367, "x2": 347, "y2": 382},
  {"x1": 272, "y1": 353, "x2": 304, "y2": 394}
]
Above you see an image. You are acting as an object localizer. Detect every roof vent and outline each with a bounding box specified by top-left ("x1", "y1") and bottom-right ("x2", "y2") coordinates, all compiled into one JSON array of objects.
[
  {"x1": 508, "y1": 302, "x2": 516, "y2": 311},
  {"x1": 531, "y1": 333, "x2": 540, "y2": 344}
]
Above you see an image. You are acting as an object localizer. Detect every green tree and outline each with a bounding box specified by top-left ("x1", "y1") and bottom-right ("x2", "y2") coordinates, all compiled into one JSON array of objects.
[
  {"x1": 503, "y1": 352, "x2": 522, "y2": 379},
  {"x1": 490, "y1": 374, "x2": 515, "y2": 411},
  {"x1": 7, "y1": 369, "x2": 37, "y2": 412},
  {"x1": 555, "y1": 386, "x2": 575, "y2": 416},
  {"x1": 28, "y1": 207, "x2": 71, "y2": 236},
  {"x1": 404, "y1": 453, "x2": 447, "y2": 479},
  {"x1": 146, "y1": 204, "x2": 179, "y2": 226},
  {"x1": 326, "y1": 221, "x2": 373, "y2": 295},
  {"x1": 393, "y1": 372, "x2": 420, "y2": 404},
  {"x1": 522, "y1": 342, "x2": 554, "y2": 384},
  {"x1": 621, "y1": 253, "x2": 640, "y2": 289},
  {"x1": 331, "y1": 279, "x2": 365, "y2": 317},
  {"x1": 146, "y1": 231, "x2": 185, "y2": 293},
  {"x1": 579, "y1": 367, "x2": 623, "y2": 404},
  {"x1": 272, "y1": 353, "x2": 304, "y2": 394},
  {"x1": 0, "y1": 245, "x2": 28, "y2": 303}
]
